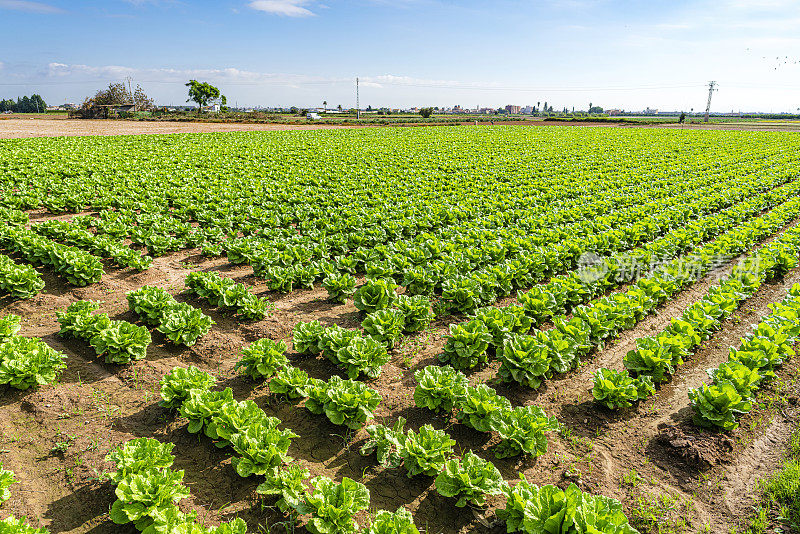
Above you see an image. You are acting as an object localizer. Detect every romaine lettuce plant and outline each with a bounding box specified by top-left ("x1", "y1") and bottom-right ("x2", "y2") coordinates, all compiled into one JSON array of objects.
[
  {"x1": 354, "y1": 278, "x2": 397, "y2": 314},
  {"x1": 334, "y1": 335, "x2": 390, "y2": 379},
  {"x1": 293, "y1": 320, "x2": 325, "y2": 355},
  {"x1": 434, "y1": 450, "x2": 505, "y2": 507},
  {"x1": 413, "y1": 365, "x2": 468, "y2": 413},
  {"x1": 0, "y1": 463, "x2": 15, "y2": 504},
  {"x1": 360, "y1": 418, "x2": 406, "y2": 469},
  {"x1": 269, "y1": 366, "x2": 313, "y2": 399},
  {"x1": 393, "y1": 294, "x2": 434, "y2": 333},
  {"x1": 322, "y1": 272, "x2": 357, "y2": 303},
  {"x1": 105, "y1": 437, "x2": 176, "y2": 485},
  {"x1": 456, "y1": 384, "x2": 512, "y2": 432},
  {"x1": 398, "y1": 425, "x2": 455, "y2": 478},
  {"x1": 296, "y1": 476, "x2": 370, "y2": 534},
  {"x1": 366, "y1": 507, "x2": 420, "y2": 534},
  {"x1": 179, "y1": 387, "x2": 235, "y2": 434},
  {"x1": 592, "y1": 368, "x2": 655, "y2": 409},
  {"x1": 256, "y1": 463, "x2": 310, "y2": 513},
  {"x1": 159, "y1": 366, "x2": 216, "y2": 409},
  {"x1": 689, "y1": 380, "x2": 752, "y2": 431},
  {"x1": 489, "y1": 405, "x2": 559, "y2": 458},
  {"x1": 361, "y1": 309, "x2": 405, "y2": 348},
  {"x1": 229, "y1": 419, "x2": 298, "y2": 477},
  {"x1": 235, "y1": 338, "x2": 289, "y2": 379},
  {"x1": 0, "y1": 336, "x2": 67, "y2": 390},
  {"x1": 308, "y1": 376, "x2": 381, "y2": 429},
  {"x1": 497, "y1": 334, "x2": 551, "y2": 389},
  {"x1": 440, "y1": 320, "x2": 492, "y2": 370},
  {"x1": 109, "y1": 468, "x2": 190, "y2": 529}
]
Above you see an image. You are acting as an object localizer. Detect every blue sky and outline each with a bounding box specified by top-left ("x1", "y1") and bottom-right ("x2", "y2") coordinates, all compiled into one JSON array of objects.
[{"x1": 1, "y1": 0, "x2": 799, "y2": 111}]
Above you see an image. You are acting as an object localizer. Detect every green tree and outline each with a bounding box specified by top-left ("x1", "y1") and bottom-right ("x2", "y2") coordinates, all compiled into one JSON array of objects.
[
  {"x1": 419, "y1": 107, "x2": 434, "y2": 118},
  {"x1": 185, "y1": 80, "x2": 221, "y2": 112}
]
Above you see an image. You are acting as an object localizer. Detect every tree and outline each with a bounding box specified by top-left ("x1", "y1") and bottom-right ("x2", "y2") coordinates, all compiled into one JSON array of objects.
[
  {"x1": 82, "y1": 82, "x2": 153, "y2": 111},
  {"x1": 323, "y1": 100, "x2": 327, "y2": 112},
  {"x1": 419, "y1": 107, "x2": 434, "y2": 118},
  {"x1": 185, "y1": 80, "x2": 221, "y2": 112},
  {"x1": 589, "y1": 106, "x2": 603, "y2": 114},
  {"x1": 337, "y1": 104, "x2": 343, "y2": 111}
]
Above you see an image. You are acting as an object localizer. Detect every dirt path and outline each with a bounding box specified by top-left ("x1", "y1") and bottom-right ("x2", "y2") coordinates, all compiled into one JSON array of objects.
[{"x1": 0, "y1": 119, "x2": 354, "y2": 139}]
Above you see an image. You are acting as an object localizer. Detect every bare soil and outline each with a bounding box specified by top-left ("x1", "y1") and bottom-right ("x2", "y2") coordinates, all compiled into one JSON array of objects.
[
  {"x1": 1, "y1": 211, "x2": 799, "y2": 533},
  {"x1": 0, "y1": 119, "x2": 354, "y2": 139}
]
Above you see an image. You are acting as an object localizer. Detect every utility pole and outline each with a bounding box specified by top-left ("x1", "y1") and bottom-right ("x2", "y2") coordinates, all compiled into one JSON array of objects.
[
  {"x1": 704, "y1": 81, "x2": 717, "y2": 123},
  {"x1": 356, "y1": 77, "x2": 360, "y2": 120},
  {"x1": 126, "y1": 76, "x2": 135, "y2": 112}
]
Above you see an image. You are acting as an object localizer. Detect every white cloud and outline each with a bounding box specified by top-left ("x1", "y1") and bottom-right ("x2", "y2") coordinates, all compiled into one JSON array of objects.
[
  {"x1": 248, "y1": 0, "x2": 314, "y2": 17},
  {"x1": 0, "y1": 0, "x2": 64, "y2": 13}
]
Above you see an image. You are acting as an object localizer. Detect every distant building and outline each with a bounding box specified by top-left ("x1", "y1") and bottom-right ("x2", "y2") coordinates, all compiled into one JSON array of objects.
[
  {"x1": 643, "y1": 107, "x2": 659, "y2": 115},
  {"x1": 522, "y1": 106, "x2": 534, "y2": 114},
  {"x1": 505, "y1": 105, "x2": 521, "y2": 114},
  {"x1": 607, "y1": 109, "x2": 623, "y2": 116}
]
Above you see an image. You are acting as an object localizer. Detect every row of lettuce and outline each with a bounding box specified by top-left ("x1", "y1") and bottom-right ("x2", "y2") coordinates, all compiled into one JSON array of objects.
[
  {"x1": 154, "y1": 357, "x2": 639, "y2": 533},
  {"x1": 328, "y1": 193, "x2": 800, "y2": 399},
  {"x1": 591, "y1": 221, "x2": 800, "y2": 429},
  {"x1": 230, "y1": 170, "x2": 791, "y2": 296},
  {"x1": 0, "y1": 152, "x2": 788, "y2": 307}
]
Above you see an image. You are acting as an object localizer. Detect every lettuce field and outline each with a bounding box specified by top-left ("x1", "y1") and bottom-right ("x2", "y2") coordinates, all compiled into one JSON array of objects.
[{"x1": 1, "y1": 125, "x2": 800, "y2": 533}]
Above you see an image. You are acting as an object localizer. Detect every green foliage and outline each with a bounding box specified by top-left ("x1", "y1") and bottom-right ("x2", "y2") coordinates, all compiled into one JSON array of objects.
[
  {"x1": 105, "y1": 437, "x2": 176, "y2": 485},
  {"x1": 360, "y1": 418, "x2": 406, "y2": 469},
  {"x1": 0, "y1": 463, "x2": 15, "y2": 504},
  {"x1": 179, "y1": 387, "x2": 235, "y2": 434},
  {"x1": 157, "y1": 302, "x2": 214, "y2": 346},
  {"x1": 0, "y1": 336, "x2": 66, "y2": 389},
  {"x1": 456, "y1": 384, "x2": 511, "y2": 432},
  {"x1": 354, "y1": 278, "x2": 397, "y2": 314},
  {"x1": 497, "y1": 333, "x2": 551, "y2": 389},
  {"x1": 488, "y1": 405, "x2": 559, "y2": 458},
  {"x1": 413, "y1": 365, "x2": 468, "y2": 413},
  {"x1": 185, "y1": 79, "x2": 221, "y2": 109},
  {"x1": 256, "y1": 464, "x2": 310, "y2": 513},
  {"x1": 269, "y1": 366, "x2": 312, "y2": 399},
  {"x1": 128, "y1": 286, "x2": 213, "y2": 346},
  {"x1": 592, "y1": 368, "x2": 655, "y2": 410},
  {"x1": 0, "y1": 254, "x2": 45, "y2": 299},
  {"x1": 229, "y1": 418, "x2": 298, "y2": 477},
  {"x1": 307, "y1": 376, "x2": 381, "y2": 429},
  {"x1": 109, "y1": 468, "x2": 190, "y2": 528},
  {"x1": 399, "y1": 425, "x2": 456, "y2": 478},
  {"x1": 322, "y1": 272, "x2": 357, "y2": 303},
  {"x1": 0, "y1": 516, "x2": 50, "y2": 534},
  {"x1": 57, "y1": 300, "x2": 151, "y2": 364},
  {"x1": 206, "y1": 399, "x2": 269, "y2": 447},
  {"x1": 393, "y1": 294, "x2": 434, "y2": 333},
  {"x1": 708, "y1": 361, "x2": 762, "y2": 400},
  {"x1": 293, "y1": 320, "x2": 325, "y2": 355},
  {"x1": 235, "y1": 338, "x2": 289, "y2": 379},
  {"x1": 334, "y1": 335, "x2": 390, "y2": 379},
  {"x1": 185, "y1": 270, "x2": 269, "y2": 320},
  {"x1": 0, "y1": 314, "x2": 21, "y2": 344},
  {"x1": 366, "y1": 507, "x2": 420, "y2": 534},
  {"x1": 470, "y1": 305, "x2": 532, "y2": 347},
  {"x1": 440, "y1": 319, "x2": 492, "y2": 370},
  {"x1": 434, "y1": 450, "x2": 505, "y2": 507},
  {"x1": 361, "y1": 309, "x2": 405, "y2": 348},
  {"x1": 296, "y1": 476, "x2": 370, "y2": 534},
  {"x1": 689, "y1": 380, "x2": 752, "y2": 431},
  {"x1": 159, "y1": 366, "x2": 216, "y2": 409},
  {"x1": 498, "y1": 478, "x2": 638, "y2": 534}
]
